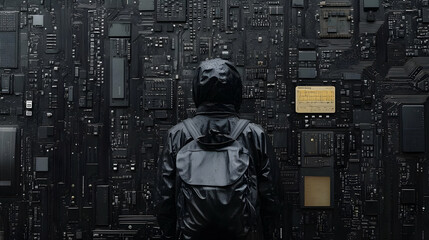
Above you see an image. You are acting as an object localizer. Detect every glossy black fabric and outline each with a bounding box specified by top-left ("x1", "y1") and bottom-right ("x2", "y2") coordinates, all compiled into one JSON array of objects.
[
  {"x1": 155, "y1": 106, "x2": 281, "y2": 239},
  {"x1": 192, "y1": 58, "x2": 242, "y2": 112}
]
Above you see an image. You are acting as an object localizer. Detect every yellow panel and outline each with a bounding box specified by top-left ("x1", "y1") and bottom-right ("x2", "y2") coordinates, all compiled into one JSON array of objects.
[
  {"x1": 304, "y1": 176, "x2": 331, "y2": 207},
  {"x1": 295, "y1": 86, "x2": 335, "y2": 113}
]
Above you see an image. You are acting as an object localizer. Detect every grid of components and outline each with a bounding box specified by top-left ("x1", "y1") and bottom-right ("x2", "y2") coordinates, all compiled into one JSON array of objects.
[{"x1": 0, "y1": 0, "x2": 428, "y2": 239}]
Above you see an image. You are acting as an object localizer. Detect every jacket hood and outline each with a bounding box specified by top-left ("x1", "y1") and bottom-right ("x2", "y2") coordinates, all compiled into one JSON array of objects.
[{"x1": 192, "y1": 58, "x2": 242, "y2": 112}]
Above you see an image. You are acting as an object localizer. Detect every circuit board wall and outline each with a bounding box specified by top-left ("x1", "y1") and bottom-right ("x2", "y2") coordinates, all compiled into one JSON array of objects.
[{"x1": 0, "y1": 0, "x2": 429, "y2": 239}]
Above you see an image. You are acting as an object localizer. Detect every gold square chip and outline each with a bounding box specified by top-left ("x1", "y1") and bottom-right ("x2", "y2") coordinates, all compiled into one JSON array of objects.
[
  {"x1": 304, "y1": 176, "x2": 331, "y2": 207},
  {"x1": 296, "y1": 86, "x2": 335, "y2": 113}
]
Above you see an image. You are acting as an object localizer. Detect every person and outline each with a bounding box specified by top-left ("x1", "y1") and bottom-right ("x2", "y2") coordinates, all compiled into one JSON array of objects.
[{"x1": 155, "y1": 58, "x2": 280, "y2": 240}]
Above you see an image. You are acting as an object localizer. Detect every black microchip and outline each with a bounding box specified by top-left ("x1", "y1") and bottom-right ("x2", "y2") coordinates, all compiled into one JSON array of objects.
[
  {"x1": 423, "y1": 8, "x2": 429, "y2": 23},
  {"x1": 302, "y1": 131, "x2": 333, "y2": 156},
  {"x1": 153, "y1": 24, "x2": 162, "y2": 32},
  {"x1": 302, "y1": 132, "x2": 319, "y2": 156},
  {"x1": 353, "y1": 110, "x2": 372, "y2": 124},
  {"x1": 273, "y1": 130, "x2": 288, "y2": 148},
  {"x1": 401, "y1": 189, "x2": 416, "y2": 204},
  {"x1": 167, "y1": 24, "x2": 174, "y2": 32},
  {"x1": 365, "y1": 200, "x2": 378, "y2": 215},
  {"x1": 362, "y1": 130, "x2": 374, "y2": 145},
  {"x1": 105, "y1": 0, "x2": 124, "y2": 8},
  {"x1": 38, "y1": 126, "x2": 54, "y2": 139},
  {"x1": 400, "y1": 105, "x2": 425, "y2": 152},
  {"x1": 292, "y1": 0, "x2": 304, "y2": 7},
  {"x1": 68, "y1": 207, "x2": 79, "y2": 223},
  {"x1": 0, "y1": 126, "x2": 18, "y2": 196},
  {"x1": 155, "y1": 110, "x2": 168, "y2": 119},
  {"x1": 96, "y1": 185, "x2": 110, "y2": 225},
  {"x1": 13, "y1": 74, "x2": 25, "y2": 94},
  {"x1": 0, "y1": 12, "x2": 18, "y2": 68}
]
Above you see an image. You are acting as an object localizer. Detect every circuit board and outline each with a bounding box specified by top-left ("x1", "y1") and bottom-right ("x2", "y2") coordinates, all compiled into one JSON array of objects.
[{"x1": 0, "y1": 0, "x2": 429, "y2": 239}]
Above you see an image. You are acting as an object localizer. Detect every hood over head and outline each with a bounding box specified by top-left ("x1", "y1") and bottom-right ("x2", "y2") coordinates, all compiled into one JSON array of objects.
[{"x1": 192, "y1": 58, "x2": 242, "y2": 112}]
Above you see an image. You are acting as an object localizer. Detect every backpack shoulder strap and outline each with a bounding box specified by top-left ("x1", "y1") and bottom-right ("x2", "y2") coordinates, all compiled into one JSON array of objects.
[
  {"x1": 183, "y1": 119, "x2": 203, "y2": 140},
  {"x1": 229, "y1": 119, "x2": 250, "y2": 140}
]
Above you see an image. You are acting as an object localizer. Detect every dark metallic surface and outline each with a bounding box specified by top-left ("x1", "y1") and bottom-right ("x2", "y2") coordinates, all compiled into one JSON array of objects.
[{"x1": 0, "y1": 0, "x2": 429, "y2": 239}]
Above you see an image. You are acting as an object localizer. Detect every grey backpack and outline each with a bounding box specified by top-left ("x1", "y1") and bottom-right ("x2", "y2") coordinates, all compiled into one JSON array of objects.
[
  {"x1": 177, "y1": 118, "x2": 250, "y2": 187},
  {"x1": 175, "y1": 118, "x2": 254, "y2": 236}
]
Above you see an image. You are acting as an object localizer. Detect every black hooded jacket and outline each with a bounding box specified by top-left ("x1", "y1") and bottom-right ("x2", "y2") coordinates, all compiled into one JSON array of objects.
[{"x1": 156, "y1": 59, "x2": 281, "y2": 239}]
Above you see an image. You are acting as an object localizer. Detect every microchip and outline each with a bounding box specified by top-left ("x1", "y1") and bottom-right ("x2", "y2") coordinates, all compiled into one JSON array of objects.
[
  {"x1": 269, "y1": 6, "x2": 284, "y2": 15},
  {"x1": 292, "y1": 0, "x2": 304, "y2": 7},
  {"x1": 353, "y1": 109, "x2": 372, "y2": 123},
  {"x1": 365, "y1": 200, "x2": 378, "y2": 215},
  {"x1": 401, "y1": 189, "x2": 416, "y2": 204},
  {"x1": 319, "y1": 6, "x2": 352, "y2": 38},
  {"x1": 31, "y1": 15, "x2": 44, "y2": 27},
  {"x1": 38, "y1": 126, "x2": 54, "y2": 139},
  {"x1": 298, "y1": 51, "x2": 317, "y2": 61},
  {"x1": 301, "y1": 131, "x2": 334, "y2": 167},
  {"x1": 1, "y1": 74, "x2": 10, "y2": 94},
  {"x1": 111, "y1": 57, "x2": 125, "y2": 99},
  {"x1": 295, "y1": 86, "x2": 335, "y2": 113},
  {"x1": 361, "y1": 130, "x2": 374, "y2": 145},
  {"x1": 35, "y1": 157, "x2": 49, "y2": 172},
  {"x1": 13, "y1": 74, "x2": 24, "y2": 94},
  {"x1": 304, "y1": 176, "x2": 331, "y2": 207},
  {"x1": 68, "y1": 207, "x2": 79, "y2": 223},
  {"x1": 400, "y1": 105, "x2": 425, "y2": 152},
  {"x1": 273, "y1": 130, "x2": 288, "y2": 148},
  {"x1": 104, "y1": 0, "x2": 124, "y2": 8},
  {"x1": 298, "y1": 68, "x2": 317, "y2": 78},
  {"x1": 364, "y1": 0, "x2": 379, "y2": 9},
  {"x1": 108, "y1": 23, "x2": 131, "y2": 37},
  {"x1": 423, "y1": 8, "x2": 429, "y2": 23},
  {"x1": 0, "y1": 126, "x2": 18, "y2": 196},
  {"x1": 0, "y1": 11, "x2": 18, "y2": 68},
  {"x1": 302, "y1": 131, "x2": 334, "y2": 156},
  {"x1": 139, "y1": 0, "x2": 155, "y2": 11}
]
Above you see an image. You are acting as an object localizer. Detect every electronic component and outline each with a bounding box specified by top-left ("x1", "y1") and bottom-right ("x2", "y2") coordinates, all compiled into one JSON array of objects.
[
  {"x1": 0, "y1": 0, "x2": 426, "y2": 239},
  {"x1": 400, "y1": 105, "x2": 425, "y2": 153},
  {"x1": 319, "y1": 2, "x2": 353, "y2": 38},
  {"x1": 298, "y1": 51, "x2": 317, "y2": 61},
  {"x1": 301, "y1": 131, "x2": 334, "y2": 160},
  {"x1": 295, "y1": 86, "x2": 335, "y2": 113},
  {"x1": 1, "y1": 73, "x2": 11, "y2": 94},
  {"x1": 31, "y1": 15, "x2": 44, "y2": 27},
  {"x1": 140, "y1": 0, "x2": 155, "y2": 11},
  {"x1": 156, "y1": 0, "x2": 186, "y2": 22},
  {"x1": 35, "y1": 157, "x2": 49, "y2": 172},
  {"x1": 0, "y1": 126, "x2": 18, "y2": 196},
  {"x1": 0, "y1": 11, "x2": 18, "y2": 68},
  {"x1": 96, "y1": 185, "x2": 110, "y2": 226},
  {"x1": 423, "y1": 8, "x2": 429, "y2": 23},
  {"x1": 298, "y1": 68, "x2": 317, "y2": 78},
  {"x1": 304, "y1": 176, "x2": 331, "y2": 207},
  {"x1": 364, "y1": 0, "x2": 379, "y2": 10},
  {"x1": 111, "y1": 57, "x2": 126, "y2": 99}
]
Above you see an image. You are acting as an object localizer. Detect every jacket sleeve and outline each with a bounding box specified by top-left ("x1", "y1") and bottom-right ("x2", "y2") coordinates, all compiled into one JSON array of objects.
[
  {"x1": 257, "y1": 130, "x2": 281, "y2": 240},
  {"x1": 155, "y1": 130, "x2": 177, "y2": 239}
]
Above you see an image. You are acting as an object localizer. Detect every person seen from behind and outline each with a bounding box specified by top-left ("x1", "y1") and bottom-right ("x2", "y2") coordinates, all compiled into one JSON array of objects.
[{"x1": 156, "y1": 58, "x2": 281, "y2": 240}]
